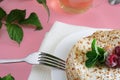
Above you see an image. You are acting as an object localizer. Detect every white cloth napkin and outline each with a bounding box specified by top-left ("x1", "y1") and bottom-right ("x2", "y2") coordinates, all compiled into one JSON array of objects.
[{"x1": 28, "y1": 21, "x2": 106, "y2": 80}]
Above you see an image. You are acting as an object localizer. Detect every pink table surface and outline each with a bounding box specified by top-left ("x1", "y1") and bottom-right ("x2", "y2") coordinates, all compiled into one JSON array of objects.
[{"x1": 0, "y1": 0, "x2": 120, "y2": 80}]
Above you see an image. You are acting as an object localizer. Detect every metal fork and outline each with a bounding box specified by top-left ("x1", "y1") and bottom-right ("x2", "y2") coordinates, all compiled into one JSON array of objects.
[
  {"x1": 109, "y1": 0, "x2": 120, "y2": 5},
  {"x1": 0, "y1": 52, "x2": 65, "y2": 70}
]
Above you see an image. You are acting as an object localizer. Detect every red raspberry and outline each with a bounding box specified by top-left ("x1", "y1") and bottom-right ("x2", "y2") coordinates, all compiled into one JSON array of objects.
[
  {"x1": 105, "y1": 54, "x2": 118, "y2": 67},
  {"x1": 115, "y1": 46, "x2": 120, "y2": 57},
  {"x1": 117, "y1": 58, "x2": 120, "y2": 67}
]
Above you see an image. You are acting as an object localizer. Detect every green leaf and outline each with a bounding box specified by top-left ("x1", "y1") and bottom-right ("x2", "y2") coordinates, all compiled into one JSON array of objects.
[
  {"x1": 0, "y1": 21, "x2": 2, "y2": 29},
  {"x1": 97, "y1": 47, "x2": 105, "y2": 54},
  {"x1": 2, "y1": 74, "x2": 14, "y2": 80},
  {"x1": 92, "y1": 39, "x2": 96, "y2": 51},
  {"x1": 92, "y1": 39, "x2": 99, "y2": 55},
  {"x1": 85, "y1": 39, "x2": 107, "y2": 68},
  {"x1": 0, "y1": 7, "x2": 6, "y2": 20},
  {"x1": 6, "y1": 9, "x2": 26, "y2": 23},
  {"x1": 37, "y1": 0, "x2": 50, "y2": 22},
  {"x1": 98, "y1": 52, "x2": 108, "y2": 63},
  {"x1": 37, "y1": 0, "x2": 46, "y2": 3},
  {"x1": 98, "y1": 47, "x2": 107, "y2": 63},
  {"x1": 85, "y1": 51, "x2": 98, "y2": 68},
  {"x1": 6, "y1": 23, "x2": 23, "y2": 44},
  {"x1": 19, "y1": 12, "x2": 43, "y2": 30},
  {"x1": 86, "y1": 51, "x2": 96, "y2": 58}
]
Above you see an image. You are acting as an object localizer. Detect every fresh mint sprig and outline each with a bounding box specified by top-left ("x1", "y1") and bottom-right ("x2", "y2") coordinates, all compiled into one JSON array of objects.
[
  {"x1": 85, "y1": 39, "x2": 107, "y2": 68},
  {"x1": 19, "y1": 12, "x2": 43, "y2": 30},
  {"x1": 6, "y1": 23, "x2": 23, "y2": 44},
  {"x1": 85, "y1": 50, "x2": 98, "y2": 68},
  {"x1": 0, "y1": 7, "x2": 42, "y2": 44},
  {"x1": 6, "y1": 9, "x2": 26, "y2": 23},
  {"x1": 97, "y1": 47, "x2": 108, "y2": 63}
]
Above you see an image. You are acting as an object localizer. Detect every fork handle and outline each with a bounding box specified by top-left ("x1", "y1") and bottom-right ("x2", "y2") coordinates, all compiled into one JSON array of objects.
[{"x1": 0, "y1": 59, "x2": 25, "y2": 64}]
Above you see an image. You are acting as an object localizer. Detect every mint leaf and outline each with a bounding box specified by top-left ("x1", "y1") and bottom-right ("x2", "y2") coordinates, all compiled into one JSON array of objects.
[
  {"x1": 37, "y1": 0, "x2": 46, "y2": 3},
  {"x1": 85, "y1": 39, "x2": 107, "y2": 68},
  {"x1": 92, "y1": 39, "x2": 97, "y2": 51},
  {"x1": 37, "y1": 0, "x2": 50, "y2": 22},
  {"x1": 98, "y1": 47, "x2": 107, "y2": 63},
  {"x1": 6, "y1": 23, "x2": 23, "y2": 44},
  {"x1": 2, "y1": 74, "x2": 14, "y2": 80},
  {"x1": 0, "y1": 7, "x2": 6, "y2": 20},
  {"x1": 98, "y1": 51, "x2": 107, "y2": 63},
  {"x1": 6, "y1": 9, "x2": 26, "y2": 23},
  {"x1": 92, "y1": 39, "x2": 99, "y2": 55},
  {"x1": 19, "y1": 12, "x2": 42, "y2": 30},
  {"x1": 85, "y1": 51, "x2": 98, "y2": 68},
  {"x1": 97, "y1": 47, "x2": 105, "y2": 54},
  {"x1": 86, "y1": 51, "x2": 97, "y2": 58},
  {"x1": 0, "y1": 21, "x2": 2, "y2": 29}
]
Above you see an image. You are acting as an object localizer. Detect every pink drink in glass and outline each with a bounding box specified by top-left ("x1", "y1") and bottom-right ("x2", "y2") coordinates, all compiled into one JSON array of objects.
[{"x1": 59, "y1": 0, "x2": 93, "y2": 13}]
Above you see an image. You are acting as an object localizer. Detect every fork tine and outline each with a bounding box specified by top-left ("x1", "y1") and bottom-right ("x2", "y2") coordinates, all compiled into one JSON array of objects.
[
  {"x1": 39, "y1": 52, "x2": 66, "y2": 70},
  {"x1": 39, "y1": 60, "x2": 65, "y2": 70},
  {"x1": 40, "y1": 52, "x2": 65, "y2": 62},
  {"x1": 40, "y1": 52, "x2": 65, "y2": 64},
  {"x1": 39, "y1": 56, "x2": 65, "y2": 66}
]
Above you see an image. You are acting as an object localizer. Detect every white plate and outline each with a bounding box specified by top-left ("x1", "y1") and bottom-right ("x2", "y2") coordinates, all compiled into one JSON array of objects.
[
  {"x1": 28, "y1": 27, "x2": 110, "y2": 80},
  {"x1": 51, "y1": 29, "x2": 102, "y2": 80},
  {"x1": 51, "y1": 28, "x2": 111, "y2": 80}
]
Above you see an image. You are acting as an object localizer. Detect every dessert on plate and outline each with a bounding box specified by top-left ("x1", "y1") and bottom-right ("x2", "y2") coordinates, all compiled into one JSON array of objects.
[{"x1": 66, "y1": 30, "x2": 120, "y2": 80}]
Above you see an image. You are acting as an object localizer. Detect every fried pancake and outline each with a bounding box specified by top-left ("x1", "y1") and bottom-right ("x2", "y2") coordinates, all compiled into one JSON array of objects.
[{"x1": 66, "y1": 30, "x2": 120, "y2": 80}]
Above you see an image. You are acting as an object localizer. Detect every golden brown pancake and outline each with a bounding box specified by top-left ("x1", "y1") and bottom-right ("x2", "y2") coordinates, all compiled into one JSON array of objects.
[{"x1": 66, "y1": 30, "x2": 120, "y2": 80}]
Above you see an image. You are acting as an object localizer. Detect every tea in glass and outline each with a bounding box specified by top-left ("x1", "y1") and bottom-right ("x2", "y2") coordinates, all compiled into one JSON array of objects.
[{"x1": 59, "y1": 0, "x2": 93, "y2": 13}]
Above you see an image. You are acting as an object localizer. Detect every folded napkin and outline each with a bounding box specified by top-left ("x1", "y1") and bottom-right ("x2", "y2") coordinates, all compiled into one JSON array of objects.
[{"x1": 28, "y1": 21, "x2": 106, "y2": 80}]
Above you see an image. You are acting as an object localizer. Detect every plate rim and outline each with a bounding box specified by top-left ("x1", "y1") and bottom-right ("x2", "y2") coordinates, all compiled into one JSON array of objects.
[{"x1": 52, "y1": 29, "x2": 111, "y2": 80}]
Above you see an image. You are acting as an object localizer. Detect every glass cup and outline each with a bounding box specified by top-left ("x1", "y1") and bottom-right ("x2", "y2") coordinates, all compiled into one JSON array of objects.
[{"x1": 59, "y1": 0, "x2": 98, "y2": 13}]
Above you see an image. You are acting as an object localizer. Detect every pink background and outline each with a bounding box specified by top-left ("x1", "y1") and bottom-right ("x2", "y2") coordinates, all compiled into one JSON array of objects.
[{"x1": 0, "y1": 0, "x2": 120, "y2": 80}]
